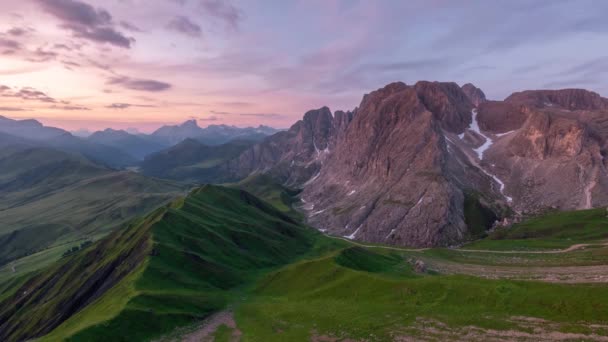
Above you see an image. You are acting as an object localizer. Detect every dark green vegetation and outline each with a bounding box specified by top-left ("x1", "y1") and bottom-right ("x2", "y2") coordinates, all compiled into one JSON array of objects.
[
  {"x1": 0, "y1": 185, "x2": 321, "y2": 342},
  {"x1": 0, "y1": 146, "x2": 186, "y2": 276},
  {"x1": 140, "y1": 138, "x2": 253, "y2": 182},
  {"x1": 465, "y1": 207, "x2": 608, "y2": 250},
  {"x1": 463, "y1": 192, "x2": 498, "y2": 239},
  {"x1": 232, "y1": 173, "x2": 302, "y2": 219},
  {"x1": 61, "y1": 240, "x2": 93, "y2": 258}
]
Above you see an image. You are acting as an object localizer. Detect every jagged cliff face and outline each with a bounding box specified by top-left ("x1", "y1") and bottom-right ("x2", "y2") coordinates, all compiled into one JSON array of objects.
[
  {"x1": 224, "y1": 84, "x2": 608, "y2": 247},
  {"x1": 477, "y1": 90, "x2": 608, "y2": 213},
  {"x1": 299, "y1": 82, "x2": 507, "y2": 247},
  {"x1": 461, "y1": 83, "x2": 487, "y2": 107},
  {"x1": 300, "y1": 83, "x2": 466, "y2": 246},
  {"x1": 505, "y1": 89, "x2": 608, "y2": 111},
  {"x1": 223, "y1": 106, "x2": 353, "y2": 186}
]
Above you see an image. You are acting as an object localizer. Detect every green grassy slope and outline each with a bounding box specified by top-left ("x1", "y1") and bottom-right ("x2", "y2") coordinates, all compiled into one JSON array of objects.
[
  {"x1": 0, "y1": 146, "x2": 187, "y2": 270},
  {"x1": 238, "y1": 253, "x2": 608, "y2": 341},
  {"x1": 464, "y1": 208, "x2": 608, "y2": 250},
  {"x1": 232, "y1": 173, "x2": 302, "y2": 219},
  {"x1": 0, "y1": 185, "x2": 320, "y2": 342}
]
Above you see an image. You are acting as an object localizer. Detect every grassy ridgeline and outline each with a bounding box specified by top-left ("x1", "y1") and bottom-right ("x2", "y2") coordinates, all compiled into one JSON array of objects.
[{"x1": 0, "y1": 185, "x2": 324, "y2": 342}]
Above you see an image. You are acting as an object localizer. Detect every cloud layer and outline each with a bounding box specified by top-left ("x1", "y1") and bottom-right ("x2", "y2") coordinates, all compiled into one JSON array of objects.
[
  {"x1": 0, "y1": 0, "x2": 607, "y2": 133},
  {"x1": 35, "y1": 0, "x2": 134, "y2": 48}
]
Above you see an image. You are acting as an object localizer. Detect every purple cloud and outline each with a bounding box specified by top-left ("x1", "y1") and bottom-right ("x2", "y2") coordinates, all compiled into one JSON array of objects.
[
  {"x1": 120, "y1": 21, "x2": 143, "y2": 33},
  {"x1": 239, "y1": 113, "x2": 283, "y2": 118},
  {"x1": 52, "y1": 104, "x2": 90, "y2": 110},
  {"x1": 167, "y1": 16, "x2": 202, "y2": 37},
  {"x1": 35, "y1": 0, "x2": 134, "y2": 48},
  {"x1": 0, "y1": 38, "x2": 21, "y2": 50},
  {"x1": 200, "y1": 0, "x2": 243, "y2": 30},
  {"x1": 28, "y1": 48, "x2": 58, "y2": 63},
  {"x1": 199, "y1": 115, "x2": 219, "y2": 121},
  {"x1": 0, "y1": 106, "x2": 26, "y2": 112},
  {"x1": 108, "y1": 76, "x2": 172, "y2": 92},
  {"x1": 106, "y1": 102, "x2": 156, "y2": 109},
  {"x1": 71, "y1": 26, "x2": 133, "y2": 48},
  {"x1": 6, "y1": 27, "x2": 30, "y2": 36},
  {"x1": 0, "y1": 86, "x2": 58, "y2": 103}
]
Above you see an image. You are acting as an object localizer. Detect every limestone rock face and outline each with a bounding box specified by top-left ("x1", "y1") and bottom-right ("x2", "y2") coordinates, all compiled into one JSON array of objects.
[
  {"x1": 505, "y1": 89, "x2": 608, "y2": 111},
  {"x1": 224, "y1": 106, "x2": 353, "y2": 186},
  {"x1": 461, "y1": 83, "x2": 487, "y2": 107},
  {"x1": 222, "y1": 83, "x2": 608, "y2": 247},
  {"x1": 300, "y1": 82, "x2": 486, "y2": 247}
]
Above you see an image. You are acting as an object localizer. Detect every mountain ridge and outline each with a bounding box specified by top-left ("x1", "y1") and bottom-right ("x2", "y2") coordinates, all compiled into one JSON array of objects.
[{"x1": 219, "y1": 81, "x2": 608, "y2": 247}]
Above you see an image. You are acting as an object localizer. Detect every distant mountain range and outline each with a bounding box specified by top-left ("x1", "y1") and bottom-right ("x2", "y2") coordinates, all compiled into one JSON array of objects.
[
  {"x1": 149, "y1": 120, "x2": 280, "y2": 146},
  {"x1": 0, "y1": 115, "x2": 281, "y2": 166},
  {"x1": 87, "y1": 128, "x2": 167, "y2": 160},
  {"x1": 0, "y1": 117, "x2": 136, "y2": 168}
]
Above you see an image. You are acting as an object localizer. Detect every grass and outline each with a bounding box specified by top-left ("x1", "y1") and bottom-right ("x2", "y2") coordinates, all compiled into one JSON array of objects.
[
  {"x1": 236, "y1": 252, "x2": 608, "y2": 341},
  {"x1": 464, "y1": 208, "x2": 608, "y2": 251},
  {"x1": 232, "y1": 173, "x2": 302, "y2": 219},
  {"x1": 213, "y1": 324, "x2": 234, "y2": 342},
  {"x1": 420, "y1": 245, "x2": 608, "y2": 267}
]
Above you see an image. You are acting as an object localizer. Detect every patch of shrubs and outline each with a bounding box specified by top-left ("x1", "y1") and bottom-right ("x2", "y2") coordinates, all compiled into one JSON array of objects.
[{"x1": 62, "y1": 240, "x2": 93, "y2": 257}]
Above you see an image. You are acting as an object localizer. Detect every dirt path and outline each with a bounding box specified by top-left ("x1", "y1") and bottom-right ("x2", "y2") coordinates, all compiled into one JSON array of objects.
[
  {"x1": 424, "y1": 258, "x2": 608, "y2": 283},
  {"x1": 330, "y1": 236, "x2": 608, "y2": 283},
  {"x1": 456, "y1": 241, "x2": 608, "y2": 254},
  {"x1": 331, "y1": 236, "x2": 428, "y2": 252},
  {"x1": 331, "y1": 235, "x2": 608, "y2": 255},
  {"x1": 180, "y1": 310, "x2": 241, "y2": 342},
  {"x1": 396, "y1": 316, "x2": 608, "y2": 341}
]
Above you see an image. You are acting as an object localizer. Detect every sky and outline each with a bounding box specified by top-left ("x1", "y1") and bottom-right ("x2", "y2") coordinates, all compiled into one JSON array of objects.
[{"x1": 0, "y1": 0, "x2": 607, "y2": 133}]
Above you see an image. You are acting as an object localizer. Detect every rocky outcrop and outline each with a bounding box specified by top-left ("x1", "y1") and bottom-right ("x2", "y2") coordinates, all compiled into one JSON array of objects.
[
  {"x1": 482, "y1": 105, "x2": 608, "y2": 213},
  {"x1": 505, "y1": 89, "x2": 608, "y2": 111},
  {"x1": 462, "y1": 83, "x2": 487, "y2": 107},
  {"x1": 413, "y1": 81, "x2": 473, "y2": 133},
  {"x1": 223, "y1": 107, "x2": 354, "y2": 186},
  {"x1": 477, "y1": 101, "x2": 530, "y2": 133}
]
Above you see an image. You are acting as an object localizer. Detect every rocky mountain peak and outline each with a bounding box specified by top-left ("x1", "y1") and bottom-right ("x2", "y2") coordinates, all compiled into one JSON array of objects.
[
  {"x1": 359, "y1": 82, "x2": 408, "y2": 108},
  {"x1": 505, "y1": 89, "x2": 608, "y2": 111},
  {"x1": 413, "y1": 81, "x2": 474, "y2": 133},
  {"x1": 461, "y1": 83, "x2": 487, "y2": 106},
  {"x1": 181, "y1": 119, "x2": 200, "y2": 128}
]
